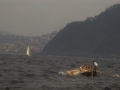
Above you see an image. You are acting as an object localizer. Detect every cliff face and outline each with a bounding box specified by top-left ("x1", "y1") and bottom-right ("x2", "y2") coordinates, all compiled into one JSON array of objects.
[{"x1": 42, "y1": 4, "x2": 120, "y2": 57}]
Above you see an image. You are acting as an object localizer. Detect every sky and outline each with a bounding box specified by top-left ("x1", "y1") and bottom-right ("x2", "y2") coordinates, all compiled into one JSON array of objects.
[{"x1": 0, "y1": 0, "x2": 120, "y2": 36}]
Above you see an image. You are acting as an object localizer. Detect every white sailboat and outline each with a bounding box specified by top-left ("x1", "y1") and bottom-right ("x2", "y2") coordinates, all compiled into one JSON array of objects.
[{"x1": 27, "y1": 46, "x2": 31, "y2": 56}]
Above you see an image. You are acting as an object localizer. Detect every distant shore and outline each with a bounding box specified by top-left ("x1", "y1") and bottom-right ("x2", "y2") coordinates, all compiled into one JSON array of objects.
[{"x1": 0, "y1": 52, "x2": 26, "y2": 55}]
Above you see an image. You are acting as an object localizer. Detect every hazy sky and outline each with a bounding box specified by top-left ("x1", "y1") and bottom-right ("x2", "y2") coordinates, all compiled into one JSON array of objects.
[{"x1": 0, "y1": 0, "x2": 120, "y2": 36}]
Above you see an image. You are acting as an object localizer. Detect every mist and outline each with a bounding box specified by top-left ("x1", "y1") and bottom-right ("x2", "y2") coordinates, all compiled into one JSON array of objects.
[{"x1": 0, "y1": 0, "x2": 120, "y2": 36}]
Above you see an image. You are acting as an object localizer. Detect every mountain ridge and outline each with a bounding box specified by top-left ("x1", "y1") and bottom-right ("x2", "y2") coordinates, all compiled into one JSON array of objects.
[{"x1": 42, "y1": 4, "x2": 120, "y2": 58}]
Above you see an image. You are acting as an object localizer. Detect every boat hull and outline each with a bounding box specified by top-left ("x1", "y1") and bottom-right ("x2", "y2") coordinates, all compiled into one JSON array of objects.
[
  {"x1": 66, "y1": 65, "x2": 98, "y2": 77},
  {"x1": 81, "y1": 71, "x2": 98, "y2": 77}
]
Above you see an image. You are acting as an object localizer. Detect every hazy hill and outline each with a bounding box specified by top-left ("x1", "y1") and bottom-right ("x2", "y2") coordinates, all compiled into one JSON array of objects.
[
  {"x1": 0, "y1": 31, "x2": 58, "y2": 54},
  {"x1": 0, "y1": 30, "x2": 13, "y2": 35},
  {"x1": 42, "y1": 4, "x2": 120, "y2": 57}
]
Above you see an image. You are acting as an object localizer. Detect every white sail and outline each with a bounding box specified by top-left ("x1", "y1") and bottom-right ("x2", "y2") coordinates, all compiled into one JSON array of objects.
[{"x1": 27, "y1": 46, "x2": 31, "y2": 56}]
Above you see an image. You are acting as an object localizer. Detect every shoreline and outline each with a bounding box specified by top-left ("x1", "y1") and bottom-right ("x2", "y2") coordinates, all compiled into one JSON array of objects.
[{"x1": 0, "y1": 52, "x2": 26, "y2": 55}]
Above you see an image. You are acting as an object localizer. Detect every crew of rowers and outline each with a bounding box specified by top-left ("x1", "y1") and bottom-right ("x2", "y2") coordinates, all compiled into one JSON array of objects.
[{"x1": 81, "y1": 64, "x2": 91, "y2": 69}]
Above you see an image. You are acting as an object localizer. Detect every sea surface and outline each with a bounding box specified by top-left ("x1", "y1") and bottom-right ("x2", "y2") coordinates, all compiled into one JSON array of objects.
[{"x1": 0, "y1": 54, "x2": 120, "y2": 90}]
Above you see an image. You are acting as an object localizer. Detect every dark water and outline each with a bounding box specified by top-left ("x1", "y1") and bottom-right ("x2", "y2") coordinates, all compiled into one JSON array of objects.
[{"x1": 0, "y1": 54, "x2": 120, "y2": 90}]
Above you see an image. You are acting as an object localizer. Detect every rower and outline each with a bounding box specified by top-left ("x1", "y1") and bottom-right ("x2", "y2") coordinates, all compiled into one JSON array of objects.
[{"x1": 92, "y1": 60, "x2": 98, "y2": 76}]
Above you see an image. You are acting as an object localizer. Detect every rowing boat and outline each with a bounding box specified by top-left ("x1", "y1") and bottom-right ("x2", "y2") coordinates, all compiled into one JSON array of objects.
[{"x1": 66, "y1": 64, "x2": 98, "y2": 77}]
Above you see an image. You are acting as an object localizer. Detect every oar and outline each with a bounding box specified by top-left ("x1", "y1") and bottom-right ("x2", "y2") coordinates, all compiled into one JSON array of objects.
[{"x1": 98, "y1": 71, "x2": 113, "y2": 77}]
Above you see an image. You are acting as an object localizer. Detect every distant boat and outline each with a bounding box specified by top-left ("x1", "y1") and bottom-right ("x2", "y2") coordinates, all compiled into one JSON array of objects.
[{"x1": 27, "y1": 46, "x2": 31, "y2": 56}]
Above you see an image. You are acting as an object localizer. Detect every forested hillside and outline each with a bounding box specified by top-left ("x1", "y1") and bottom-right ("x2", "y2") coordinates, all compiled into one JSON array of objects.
[{"x1": 42, "y1": 4, "x2": 120, "y2": 57}]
